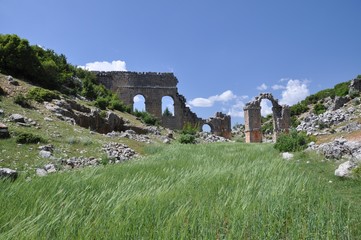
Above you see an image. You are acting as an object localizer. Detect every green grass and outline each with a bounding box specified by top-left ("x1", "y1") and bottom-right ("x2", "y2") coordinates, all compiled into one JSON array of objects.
[{"x1": 1, "y1": 143, "x2": 360, "y2": 239}]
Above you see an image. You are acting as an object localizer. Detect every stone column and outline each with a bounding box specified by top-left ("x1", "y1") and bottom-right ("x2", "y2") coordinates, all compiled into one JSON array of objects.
[
  {"x1": 244, "y1": 106, "x2": 262, "y2": 143},
  {"x1": 145, "y1": 96, "x2": 162, "y2": 119}
]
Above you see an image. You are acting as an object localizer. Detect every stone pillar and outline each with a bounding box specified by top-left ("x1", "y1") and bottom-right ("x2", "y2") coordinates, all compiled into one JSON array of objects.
[
  {"x1": 145, "y1": 97, "x2": 162, "y2": 118},
  {"x1": 244, "y1": 106, "x2": 262, "y2": 143}
]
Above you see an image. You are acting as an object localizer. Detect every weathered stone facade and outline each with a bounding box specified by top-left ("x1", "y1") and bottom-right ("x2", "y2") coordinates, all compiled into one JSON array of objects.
[
  {"x1": 244, "y1": 93, "x2": 290, "y2": 143},
  {"x1": 95, "y1": 71, "x2": 231, "y2": 138},
  {"x1": 203, "y1": 112, "x2": 232, "y2": 139}
]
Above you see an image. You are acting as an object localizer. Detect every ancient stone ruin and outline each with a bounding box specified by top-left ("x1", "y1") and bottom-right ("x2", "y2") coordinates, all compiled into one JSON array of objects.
[
  {"x1": 95, "y1": 71, "x2": 232, "y2": 138},
  {"x1": 244, "y1": 93, "x2": 290, "y2": 143}
]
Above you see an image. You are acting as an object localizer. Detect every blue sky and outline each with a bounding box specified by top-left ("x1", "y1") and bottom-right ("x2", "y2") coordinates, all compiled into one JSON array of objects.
[{"x1": 1, "y1": 0, "x2": 361, "y2": 125}]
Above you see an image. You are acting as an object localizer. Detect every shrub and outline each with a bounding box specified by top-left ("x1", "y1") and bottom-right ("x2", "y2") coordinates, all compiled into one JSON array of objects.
[
  {"x1": 179, "y1": 134, "x2": 196, "y2": 144},
  {"x1": 13, "y1": 94, "x2": 31, "y2": 108},
  {"x1": 334, "y1": 81, "x2": 350, "y2": 97},
  {"x1": 94, "y1": 97, "x2": 108, "y2": 110},
  {"x1": 27, "y1": 87, "x2": 60, "y2": 102},
  {"x1": 313, "y1": 103, "x2": 327, "y2": 115},
  {"x1": 16, "y1": 132, "x2": 46, "y2": 144},
  {"x1": 290, "y1": 102, "x2": 309, "y2": 116},
  {"x1": 133, "y1": 110, "x2": 159, "y2": 125},
  {"x1": 181, "y1": 122, "x2": 199, "y2": 135},
  {"x1": 274, "y1": 130, "x2": 310, "y2": 152}
]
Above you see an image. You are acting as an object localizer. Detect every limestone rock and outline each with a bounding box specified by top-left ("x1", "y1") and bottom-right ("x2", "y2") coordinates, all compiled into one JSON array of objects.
[
  {"x1": 0, "y1": 122, "x2": 10, "y2": 138},
  {"x1": 44, "y1": 164, "x2": 57, "y2": 173},
  {"x1": 335, "y1": 161, "x2": 356, "y2": 177},
  {"x1": 39, "y1": 150, "x2": 52, "y2": 158},
  {"x1": 0, "y1": 168, "x2": 18, "y2": 181},
  {"x1": 282, "y1": 152, "x2": 294, "y2": 160},
  {"x1": 9, "y1": 114, "x2": 25, "y2": 123},
  {"x1": 36, "y1": 168, "x2": 48, "y2": 177}
]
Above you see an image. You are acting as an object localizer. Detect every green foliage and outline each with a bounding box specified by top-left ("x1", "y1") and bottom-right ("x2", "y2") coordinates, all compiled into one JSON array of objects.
[
  {"x1": 180, "y1": 122, "x2": 199, "y2": 135},
  {"x1": 334, "y1": 81, "x2": 350, "y2": 97},
  {"x1": 261, "y1": 121, "x2": 273, "y2": 134},
  {"x1": 290, "y1": 102, "x2": 309, "y2": 116},
  {"x1": 274, "y1": 130, "x2": 310, "y2": 152},
  {"x1": 291, "y1": 115, "x2": 301, "y2": 128},
  {"x1": 313, "y1": 103, "x2": 327, "y2": 115},
  {"x1": 133, "y1": 110, "x2": 159, "y2": 125},
  {"x1": 13, "y1": 94, "x2": 31, "y2": 108},
  {"x1": 162, "y1": 107, "x2": 173, "y2": 117},
  {"x1": 94, "y1": 97, "x2": 108, "y2": 110},
  {"x1": 26, "y1": 87, "x2": 60, "y2": 102},
  {"x1": 178, "y1": 133, "x2": 196, "y2": 144},
  {"x1": 15, "y1": 132, "x2": 46, "y2": 144}
]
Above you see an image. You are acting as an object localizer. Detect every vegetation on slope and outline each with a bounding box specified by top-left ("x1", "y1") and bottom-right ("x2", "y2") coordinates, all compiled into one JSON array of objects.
[
  {"x1": 0, "y1": 143, "x2": 360, "y2": 239},
  {"x1": 0, "y1": 34, "x2": 130, "y2": 113}
]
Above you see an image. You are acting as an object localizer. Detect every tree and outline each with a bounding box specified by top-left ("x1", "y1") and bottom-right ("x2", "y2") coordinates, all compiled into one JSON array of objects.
[{"x1": 163, "y1": 107, "x2": 173, "y2": 117}]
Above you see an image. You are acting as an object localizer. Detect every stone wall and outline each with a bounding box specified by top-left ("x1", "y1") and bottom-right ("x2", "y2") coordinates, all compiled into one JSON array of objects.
[
  {"x1": 203, "y1": 112, "x2": 232, "y2": 139},
  {"x1": 95, "y1": 71, "x2": 203, "y2": 130}
]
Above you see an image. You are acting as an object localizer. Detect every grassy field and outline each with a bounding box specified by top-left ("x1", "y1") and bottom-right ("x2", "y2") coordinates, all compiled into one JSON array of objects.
[{"x1": 1, "y1": 143, "x2": 360, "y2": 239}]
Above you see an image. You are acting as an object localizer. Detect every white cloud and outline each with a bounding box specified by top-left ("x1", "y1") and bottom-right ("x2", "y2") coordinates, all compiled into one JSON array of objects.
[
  {"x1": 188, "y1": 90, "x2": 236, "y2": 107},
  {"x1": 257, "y1": 83, "x2": 268, "y2": 91},
  {"x1": 279, "y1": 79, "x2": 310, "y2": 105},
  {"x1": 260, "y1": 99, "x2": 273, "y2": 116},
  {"x1": 80, "y1": 60, "x2": 127, "y2": 71},
  {"x1": 227, "y1": 100, "x2": 246, "y2": 118},
  {"x1": 271, "y1": 84, "x2": 286, "y2": 90}
]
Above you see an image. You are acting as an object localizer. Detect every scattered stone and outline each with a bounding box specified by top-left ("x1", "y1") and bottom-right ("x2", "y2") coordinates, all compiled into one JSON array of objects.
[
  {"x1": 36, "y1": 168, "x2": 48, "y2": 177},
  {"x1": 163, "y1": 138, "x2": 171, "y2": 144},
  {"x1": 44, "y1": 117, "x2": 53, "y2": 122},
  {"x1": 38, "y1": 144, "x2": 54, "y2": 152},
  {"x1": 102, "y1": 142, "x2": 138, "y2": 163},
  {"x1": 9, "y1": 114, "x2": 25, "y2": 123},
  {"x1": 0, "y1": 167, "x2": 18, "y2": 181},
  {"x1": 197, "y1": 132, "x2": 231, "y2": 143},
  {"x1": 282, "y1": 152, "x2": 294, "y2": 160},
  {"x1": 0, "y1": 122, "x2": 10, "y2": 138},
  {"x1": 44, "y1": 164, "x2": 57, "y2": 173},
  {"x1": 335, "y1": 161, "x2": 356, "y2": 177},
  {"x1": 39, "y1": 150, "x2": 52, "y2": 158},
  {"x1": 61, "y1": 157, "x2": 99, "y2": 168}
]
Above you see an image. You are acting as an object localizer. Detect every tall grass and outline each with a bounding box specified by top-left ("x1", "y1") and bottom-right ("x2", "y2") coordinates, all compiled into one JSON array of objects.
[{"x1": 0, "y1": 143, "x2": 360, "y2": 239}]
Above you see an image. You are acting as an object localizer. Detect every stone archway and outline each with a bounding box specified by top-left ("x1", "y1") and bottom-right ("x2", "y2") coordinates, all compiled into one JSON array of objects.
[{"x1": 243, "y1": 93, "x2": 290, "y2": 143}]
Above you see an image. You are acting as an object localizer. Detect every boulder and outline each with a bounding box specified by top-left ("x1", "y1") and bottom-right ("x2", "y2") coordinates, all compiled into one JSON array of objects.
[
  {"x1": 335, "y1": 161, "x2": 356, "y2": 177},
  {"x1": 36, "y1": 168, "x2": 48, "y2": 177},
  {"x1": 44, "y1": 164, "x2": 57, "y2": 173},
  {"x1": 0, "y1": 168, "x2": 18, "y2": 181},
  {"x1": 282, "y1": 152, "x2": 294, "y2": 160},
  {"x1": 0, "y1": 122, "x2": 10, "y2": 138},
  {"x1": 39, "y1": 150, "x2": 52, "y2": 158},
  {"x1": 9, "y1": 114, "x2": 25, "y2": 123}
]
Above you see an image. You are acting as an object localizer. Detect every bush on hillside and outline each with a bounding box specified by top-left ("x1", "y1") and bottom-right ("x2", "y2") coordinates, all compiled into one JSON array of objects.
[
  {"x1": 27, "y1": 87, "x2": 60, "y2": 102},
  {"x1": 133, "y1": 110, "x2": 159, "y2": 125},
  {"x1": 179, "y1": 134, "x2": 196, "y2": 144},
  {"x1": 313, "y1": 103, "x2": 327, "y2": 115},
  {"x1": 290, "y1": 102, "x2": 309, "y2": 116},
  {"x1": 16, "y1": 132, "x2": 46, "y2": 144},
  {"x1": 334, "y1": 81, "x2": 350, "y2": 97},
  {"x1": 13, "y1": 94, "x2": 31, "y2": 108},
  {"x1": 274, "y1": 130, "x2": 311, "y2": 152},
  {"x1": 180, "y1": 122, "x2": 199, "y2": 135}
]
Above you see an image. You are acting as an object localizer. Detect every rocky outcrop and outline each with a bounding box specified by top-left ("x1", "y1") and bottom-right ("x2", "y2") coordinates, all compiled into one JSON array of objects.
[
  {"x1": 296, "y1": 108, "x2": 355, "y2": 135},
  {"x1": 308, "y1": 137, "x2": 361, "y2": 177},
  {"x1": 45, "y1": 99, "x2": 126, "y2": 134},
  {"x1": 102, "y1": 142, "x2": 138, "y2": 163},
  {"x1": 197, "y1": 132, "x2": 232, "y2": 143}
]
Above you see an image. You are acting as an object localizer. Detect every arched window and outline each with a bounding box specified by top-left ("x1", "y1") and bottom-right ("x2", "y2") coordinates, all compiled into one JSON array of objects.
[
  {"x1": 202, "y1": 124, "x2": 212, "y2": 133},
  {"x1": 162, "y1": 96, "x2": 174, "y2": 116},
  {"x1": 133, "y1": 95, "x2": 146, "y2": 112}
]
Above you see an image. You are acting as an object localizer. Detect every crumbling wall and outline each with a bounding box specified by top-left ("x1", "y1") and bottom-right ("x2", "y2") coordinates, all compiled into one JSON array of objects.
[
  {"x1": 203, "y1": 112, "x2": 232, "y2": 139},
  {"x1": 95, "y1": 71, "x2": 203, "y2": 130},
  {"x1": 244, "y1": 93, "x2": 290, "y2": 143}
]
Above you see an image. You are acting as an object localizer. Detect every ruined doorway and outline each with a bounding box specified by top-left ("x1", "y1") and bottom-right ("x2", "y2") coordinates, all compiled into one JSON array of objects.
[
  {"x1": 202, "y1": 124, "x2": 212, "y2": 133},
  {"x1": 162, "y1": 96, "x2": 175, "y2": 116}
]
